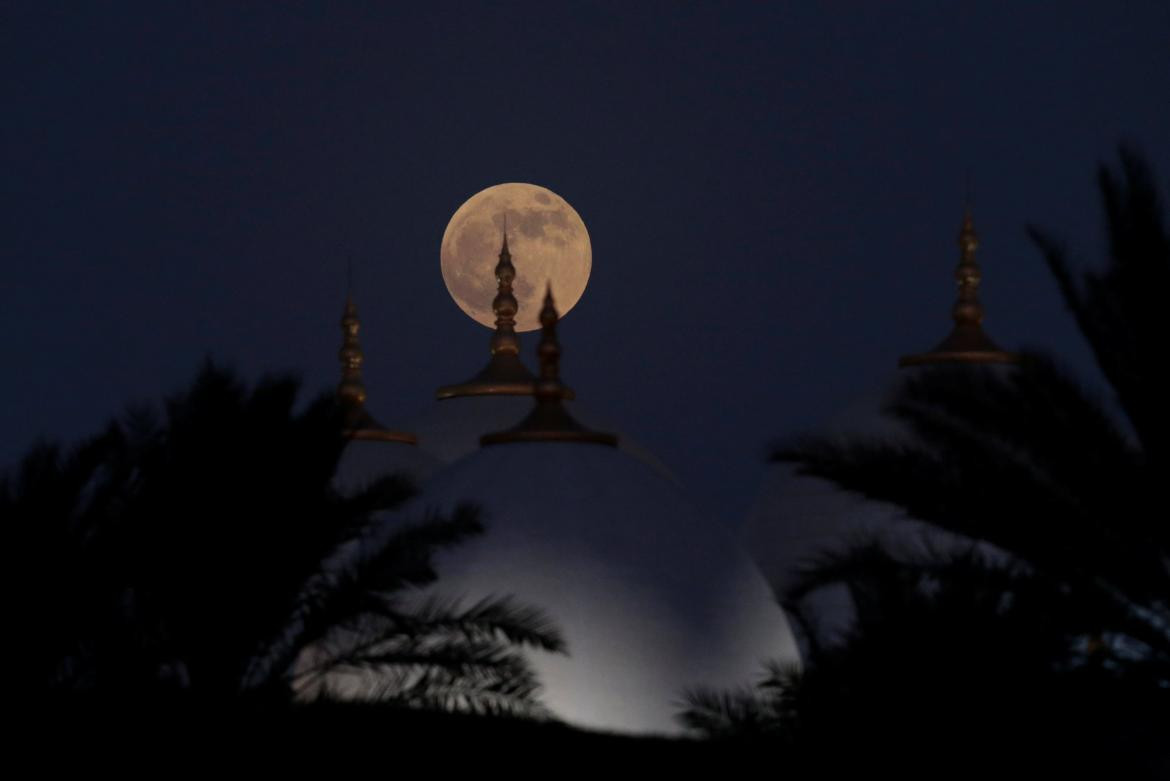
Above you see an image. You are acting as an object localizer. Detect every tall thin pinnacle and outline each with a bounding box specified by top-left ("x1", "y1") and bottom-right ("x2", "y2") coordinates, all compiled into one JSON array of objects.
[
  {"x1": 490, "y1": 229, "x2": 519, "y2": 357},
  {"x1": 331, "y1": 268, "x2": 418, "y2": 443},
  {"x1": 480, "y1": 282, "x2": 616, "y2": 447},
  {"x1": 899, "y1": 207, "x2": 1018, "y2": 366},
  {"x1": 436, "y1": 219, "x2": 577, "y2": 399},
  {"x1": 952, "y1": 209, "x2": 984, "y2": 330},
  {"x1": 338, "y1": 295, "x2": 366, "y2": 409},
  {"x1": 534, "y1": 282, "x2": 562, "y2": 401}
]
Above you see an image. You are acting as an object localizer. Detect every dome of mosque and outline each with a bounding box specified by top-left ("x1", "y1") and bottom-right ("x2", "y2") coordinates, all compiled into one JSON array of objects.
[
  {"x1": 743, "y1": 210, "x2": 1019, "y2": 650},
  {"x1": 362, "y1": 287, "x2": 800, "y2": 734},
  {"x1": 391, "y1": 440, "x2": 797, "y2": 734}
]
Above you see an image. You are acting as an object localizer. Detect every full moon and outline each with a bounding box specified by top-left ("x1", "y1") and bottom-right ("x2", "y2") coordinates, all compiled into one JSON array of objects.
[{"x1": 441, "y1": 183, "x2": 591, "y2": 332}]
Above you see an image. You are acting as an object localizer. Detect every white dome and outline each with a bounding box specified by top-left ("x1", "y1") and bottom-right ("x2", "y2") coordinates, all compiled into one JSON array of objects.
[{"x1": 370, "y1": 440, "x2": 799, "y2": 735}]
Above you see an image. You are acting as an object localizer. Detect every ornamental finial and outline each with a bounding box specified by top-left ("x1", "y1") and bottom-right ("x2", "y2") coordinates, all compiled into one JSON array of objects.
[
  {"x1": 482, "y1": 283, "x2": 615, "y2": 447},
  {"x1": 899, "y1": 207, "x2": 1019, "y2": 367},
  {"x1": 437, "y1": 230, "x2": 575, "y2": 400},
  {"x1": 490, "y1": 227, "x2": 519, "y2": 358},
  {"x1": 337, "y1": 294, "x2": 367, "y2": 410},
  {"x1": 336, "y1": 281, "x2": 416, "y2": 444}
]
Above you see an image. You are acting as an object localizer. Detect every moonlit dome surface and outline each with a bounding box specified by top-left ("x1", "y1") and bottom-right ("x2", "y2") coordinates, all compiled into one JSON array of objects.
[{"x1": 369, "y1": 440, "x2": 800, "y2": 735}]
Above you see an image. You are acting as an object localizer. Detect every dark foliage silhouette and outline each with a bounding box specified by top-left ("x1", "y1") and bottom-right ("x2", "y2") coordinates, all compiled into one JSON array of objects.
[
  {"x1": 268, "y1": 507, "x2": 566, "y2": 717},
  {"x1": 3, "y1": 362, "x2": 563, "y2": 715},
  {"x1": 676, "y1": 660, "x2": 796, "y2": 740},
  {"x1": 681, "y1": 150, "x2": 1170, "y2": 767}
]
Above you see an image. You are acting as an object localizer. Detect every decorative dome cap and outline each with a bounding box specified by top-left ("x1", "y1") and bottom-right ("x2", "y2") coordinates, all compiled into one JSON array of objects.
[
  {"x1": 337, "y1": 288, "x2": 416, "y2": 444},
  {"x1": 482, "y1": 284, "x2": 616, "y2": 447},
  {"x1": 438, "y1": 229, "x2": 575, "y2": 400},
  {"x1": 899, "y1": 209, "x2": 1019, "y2": 367}
]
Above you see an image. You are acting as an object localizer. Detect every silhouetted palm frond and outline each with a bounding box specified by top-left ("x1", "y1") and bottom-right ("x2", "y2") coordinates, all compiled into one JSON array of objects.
[
  {"x1": 774, "y1": 355, "x2": 1156, "y2": 584},
  {"x1": 722, "y1": 151, "x2": 1170, "y2": 757},
  {"x1": 1029, "y1": 147, "x2": 1170, "y2": 464},
  {"x1": 676, "y1": 688, "x2": 781, "y2": 738},
  {"x1": 399, "y1": 593, "x2": 567, "y2": 654},
  {"x1": 677, "y1": 661, "x2": 800, "y2": 739},
  {"x1": 771, "y1": 164, "x2": 1170, "y2": 667},
  {"x1": 291, "y1": 591, "x2": 565, "y2": 718},
  {"x1": 6, "y1": 360, "x2": 567, "y2": 715}
]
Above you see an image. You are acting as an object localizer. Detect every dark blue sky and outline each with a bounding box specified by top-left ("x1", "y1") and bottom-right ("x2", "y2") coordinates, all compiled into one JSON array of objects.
[{"x1": 3, "y1": 2, "x2": 1169, "y2": 524}]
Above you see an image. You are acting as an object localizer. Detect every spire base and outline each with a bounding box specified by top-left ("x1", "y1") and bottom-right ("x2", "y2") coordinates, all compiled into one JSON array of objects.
[
  {"x1": 335, "y1": 293, "x2": 417, "y2": 444},
  {"x1": 340, "y1": 406, "x2": 418, "y2": 444},
  {"x1": 900, "y1": 209, "x2": 1018, "y2": 368},
  {"x1": 480, "y1": 283, "x2": 611, "y2": 447},
  {"x1": 899, "y1": 324, "x2": 1019, "y2": 367},
  {"x1": 436, "y1": 353, "x2": 575, "y2": 400},
  {"x1": 345, "y1": 428, "x2": 419, "y2": 444},
  {"x1": 898, "y1": 349, "x2": 1019, "y2": 367},
  {"x1": 481, "y1": 401, "x2": 617, "y2": 447}
]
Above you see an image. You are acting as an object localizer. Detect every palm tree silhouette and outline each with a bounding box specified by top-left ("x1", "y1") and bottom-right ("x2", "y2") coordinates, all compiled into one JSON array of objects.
[
  {"x1": 4, "y1": 362, "x2": 563, "y2": 715},
  {"x1": 776, "y1": 150, "x2": 1169, "y2": 683},
  {"x1": 256, "y1": 505, "x2": 566, "y2": 717},
  {"x1": 680, "y1": 150, "x2": 1170, "y2": 763}
]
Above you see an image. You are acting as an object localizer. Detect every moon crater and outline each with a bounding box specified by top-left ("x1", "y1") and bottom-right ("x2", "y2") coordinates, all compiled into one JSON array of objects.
[{"x1": 441, "y1": 183, "x2": 592, "y2": 332}]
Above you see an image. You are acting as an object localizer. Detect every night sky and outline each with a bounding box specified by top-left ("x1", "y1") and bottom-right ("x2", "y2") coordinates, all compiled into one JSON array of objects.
[{"x1": 4, "y1": 3, "x2": 1169, "y2": 526}]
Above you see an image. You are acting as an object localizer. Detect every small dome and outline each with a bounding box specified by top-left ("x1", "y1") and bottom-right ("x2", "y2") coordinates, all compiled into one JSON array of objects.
[{"x1": 369, "y1": 440, "x2": 800, "y2": 735}]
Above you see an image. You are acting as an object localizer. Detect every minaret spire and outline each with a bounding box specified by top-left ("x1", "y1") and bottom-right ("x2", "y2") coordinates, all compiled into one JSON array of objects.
[
  {"x1": 899, "y1": 208, "x2": 1018, "y2": 367},
  {"x1": 482, "y1": 284, "x2": 616, "y2": 447},
  {"x1": 952, "y1": 209, "x2": 985, "y2": 334},
  {"x1": 534, "y1": 283, "x2": 564, "y2": 402},
  {"x1": 337, "y1": 294, "x2": 368, "y2": 413},
  {"x1": 489, "y1": 226, "x2": 520, "y2": 359},
  {"x1": 335, "y1": 275, "x2": 416, "y2": 443},
  {"x1": 437, "y1": 226, "x2": 575, "y2": 400}
]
